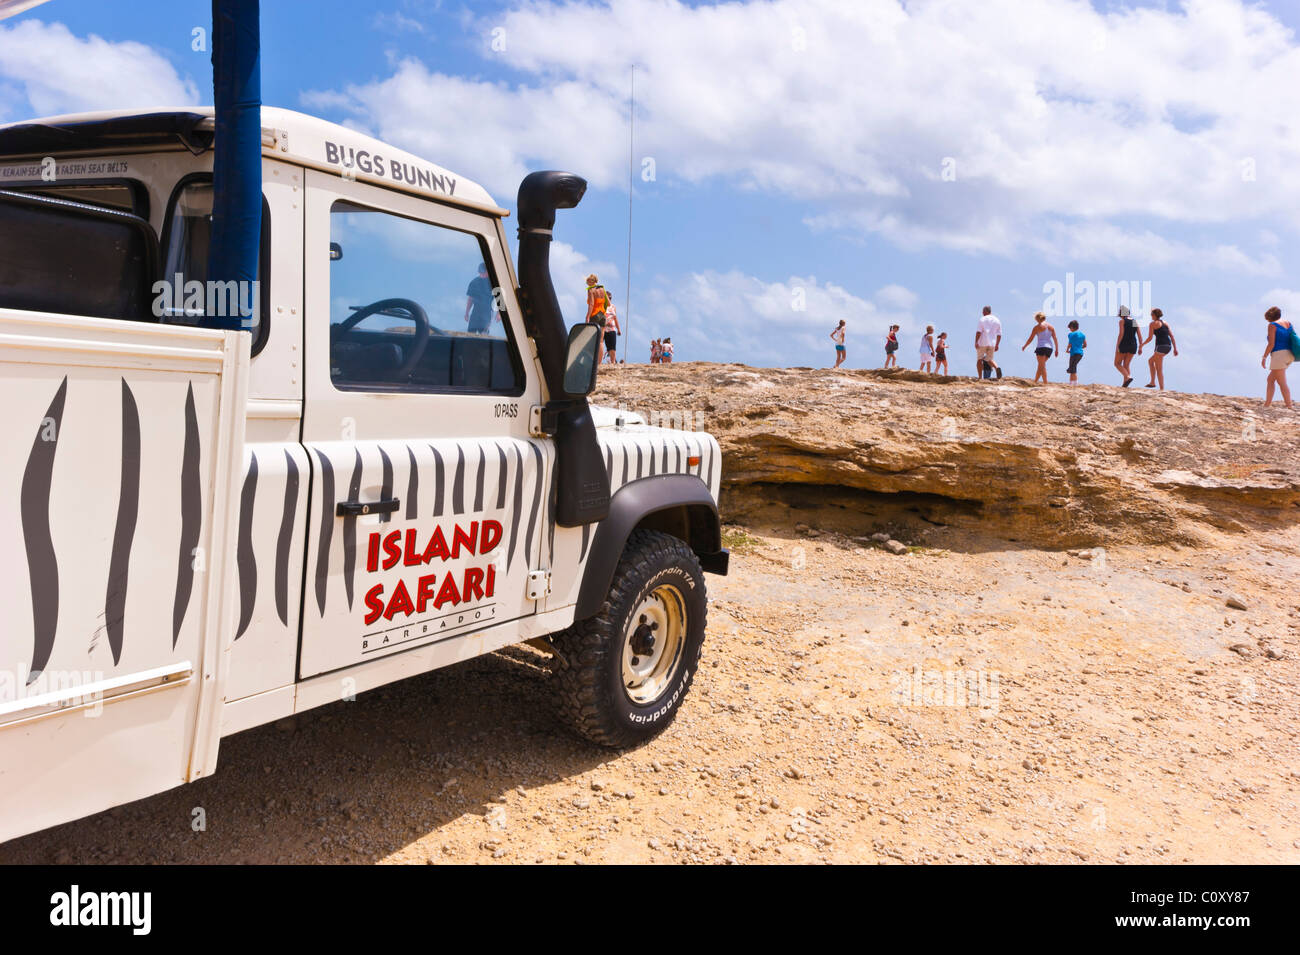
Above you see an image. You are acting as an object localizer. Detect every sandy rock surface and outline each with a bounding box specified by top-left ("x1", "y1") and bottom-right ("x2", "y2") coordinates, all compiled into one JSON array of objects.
[{"x1": 593, "y1": 363, "x2": 1299, "y2": 548}]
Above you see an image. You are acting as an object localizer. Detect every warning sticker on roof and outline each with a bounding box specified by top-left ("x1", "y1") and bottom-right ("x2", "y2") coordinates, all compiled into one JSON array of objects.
[{"x1": 0, "y1": 158, "x2": 129, "y2": 180}]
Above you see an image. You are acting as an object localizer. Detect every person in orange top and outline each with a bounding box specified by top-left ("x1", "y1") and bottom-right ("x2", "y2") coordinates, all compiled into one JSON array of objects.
[{"x1": 585, "y1": 274, "x2": 610, "y2": 363}]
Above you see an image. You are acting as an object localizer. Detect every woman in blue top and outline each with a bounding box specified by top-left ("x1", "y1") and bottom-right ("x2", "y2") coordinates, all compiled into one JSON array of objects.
[
  {"x1": 1263, "y1": 305, "x2": 1294, "y2": 409},
  {"x1": 1065, "y1": 320, "x2": 1086, "y2": 384}
]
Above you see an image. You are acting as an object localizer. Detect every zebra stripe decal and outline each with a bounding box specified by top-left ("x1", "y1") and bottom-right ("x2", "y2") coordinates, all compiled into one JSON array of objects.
[
  {"x1": 379, "y1": 446, "x2": 394, "y2": 524},
  {"x1": 172, "y1": 385, "x2": 201, "y2": 647},
  {"x1": 524, "y1": 443, "x2": 543, "y2": 565},
  {"x1": 20, "y1": 376, "x2": 67, "y2": 683},
  {"x1": 275, "y1": 449, "x2": 299, "y2": 627},
  {"x1": 405, "y1": 445, "x2": 419, "y2": 521},
  {"x1": 547, "y1": 456, "x2": 559, "y2": 565},
  {"x1": 452, "y1": 445, "x2": 466, "y2": 514},
  {"x1": 235, "y1": 453, "x2": 259, "y2": 639},
  {"x1": 495, "y1": 444, "x2": 508, "y2": 509},
  {"x1": 507, "y1": 444, "x2": 524, "y2": 570},
  {"x1": 341, "y1": 449, "x2": 363, "y2": 610},
  {"x1": 430, "y1": 445, "x2": 445, "y2": 517},
  {"x1": 473, "y1": 446, "x2": 486, "y2": 512},
  {"x1": 104, "y1": 379, "x2": 141, "y2": 666},
  {"x1": 314, "y1": 449, "x2": 335, "y2": 616}
]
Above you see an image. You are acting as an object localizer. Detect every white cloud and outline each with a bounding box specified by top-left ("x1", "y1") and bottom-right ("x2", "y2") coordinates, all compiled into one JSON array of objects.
[
  {"x1": 549, "y1": 240, "x2": 620, "y2": 326},
  {"x1": 631, "y1": 270, "x2": 915, "y2": 367},
  {"x1": 1260, "y1": 288, "x2": 1300, "y2": 316},
  {"x1": 305, "y1": 0, "x2": 1300, "y2": 272},
  {"x1": 0, "y1": 20, "x2": 198, "y2": 120},
  {"x1": 372, "y1": 12, "x2": 426, "y2": 34},
  {"x1": 876, "y1": 284, "x2": 918, "y2": 309}
]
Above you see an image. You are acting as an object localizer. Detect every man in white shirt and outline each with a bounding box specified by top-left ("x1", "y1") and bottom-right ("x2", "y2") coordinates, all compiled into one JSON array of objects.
[{"x1": 975, "y1": 306, "x2": 1003, "y2": 379}]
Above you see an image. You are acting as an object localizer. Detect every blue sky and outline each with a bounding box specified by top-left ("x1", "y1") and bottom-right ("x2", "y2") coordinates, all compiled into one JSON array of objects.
[{"x1": 1, "y1": 0, "x2": 1298, "y2": 398}]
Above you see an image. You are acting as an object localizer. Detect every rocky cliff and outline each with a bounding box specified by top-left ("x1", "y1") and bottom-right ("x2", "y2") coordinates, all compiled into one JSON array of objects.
[{"x1": 592, "y1": 363, "x2": 1299, "y2": 548}]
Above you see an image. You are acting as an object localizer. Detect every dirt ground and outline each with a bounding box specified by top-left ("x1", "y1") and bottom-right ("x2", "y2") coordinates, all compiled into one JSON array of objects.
[{"x1": 4, "y1": 510, "x2": 1297, "y2": 864}]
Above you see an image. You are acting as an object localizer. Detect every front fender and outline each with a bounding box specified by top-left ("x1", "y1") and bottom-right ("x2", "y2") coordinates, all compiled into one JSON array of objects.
[{"x1": 573, "y1": 474, "x2": 727, "y2": 621}]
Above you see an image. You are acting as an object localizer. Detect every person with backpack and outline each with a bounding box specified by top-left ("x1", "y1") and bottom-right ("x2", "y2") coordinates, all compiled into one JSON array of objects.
[
  {"x1": 1114, "y1": 305, "x2": 1141, "y2": 387},
  {"x1": 1141, "y1": 308, "x2": 1178, "y2": 390},
  {"x1": 884, "y1": 324, "x2": 900, "y2": 367},
  {"x1": 1263, "y1": 305, "x2": 1295, "y2": 409}
]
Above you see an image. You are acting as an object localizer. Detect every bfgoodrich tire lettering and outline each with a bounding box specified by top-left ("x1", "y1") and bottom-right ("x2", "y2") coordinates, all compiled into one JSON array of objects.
[{"x1": 552, "y1": 529, "x2": 707, "y2": 747}]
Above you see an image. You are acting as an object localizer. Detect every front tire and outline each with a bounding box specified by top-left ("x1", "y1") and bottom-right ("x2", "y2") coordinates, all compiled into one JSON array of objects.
[{"x1": 552, "y1": 529, "x2": 707, "y2": 748}]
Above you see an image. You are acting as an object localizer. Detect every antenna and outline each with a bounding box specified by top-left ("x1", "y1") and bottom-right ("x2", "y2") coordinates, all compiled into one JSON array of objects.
[{"x1": 625, "y1": 64, "x2": 634, "y2": 360}]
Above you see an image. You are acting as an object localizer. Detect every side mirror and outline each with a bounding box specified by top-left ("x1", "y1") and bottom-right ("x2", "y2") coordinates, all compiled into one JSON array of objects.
[
  {"x1": 562, "y1": 323, "x2": 600, "y2": 397},
  {"x1": 329, "y1": 241, "x2": 343, "y2": 261}
]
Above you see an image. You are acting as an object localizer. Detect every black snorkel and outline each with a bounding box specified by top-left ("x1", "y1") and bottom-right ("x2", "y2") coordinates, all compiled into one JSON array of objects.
[{"x1": 516, "y1": 171, "x2": 610, "y2": 526}]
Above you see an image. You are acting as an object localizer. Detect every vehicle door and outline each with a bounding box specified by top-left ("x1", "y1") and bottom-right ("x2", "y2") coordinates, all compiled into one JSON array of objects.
[{"x1": 298, "y1": 170, "x2": 549, "y2": 678}]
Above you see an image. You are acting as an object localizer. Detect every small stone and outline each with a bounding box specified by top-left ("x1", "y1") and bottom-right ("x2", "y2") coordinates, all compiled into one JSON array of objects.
[
  {"x1": 1228, "y1": 644, "x2": 1253, "y2": 658},
  {"x1": 885, "y1": 540, "x2": 908, "y2": 555},
  {"x1": 1225, "y1": 595, "x2": 1249, "y2": 611}
]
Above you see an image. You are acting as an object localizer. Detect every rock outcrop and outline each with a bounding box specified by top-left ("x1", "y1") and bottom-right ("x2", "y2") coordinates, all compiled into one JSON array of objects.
[{"x1": 592, "y1": 363, "x2": 1299, "y2": 547}]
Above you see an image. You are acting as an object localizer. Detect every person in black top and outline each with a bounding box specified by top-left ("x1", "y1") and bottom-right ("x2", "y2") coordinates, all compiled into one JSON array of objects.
[
  {"x1": 465, "y1": 262, "x2": 496, "y2": 334},
  {"x1": 1141, "y1": 308, "x2": 1178, "y2": 390},
  {"x1": 1113, "y1": 305, "x2": 1141, "y2": 387}
]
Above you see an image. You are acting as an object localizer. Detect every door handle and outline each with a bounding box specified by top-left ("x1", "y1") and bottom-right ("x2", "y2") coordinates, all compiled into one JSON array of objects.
[{"x1": 336, "y1": 498, "x2": 400, "y2": 517}]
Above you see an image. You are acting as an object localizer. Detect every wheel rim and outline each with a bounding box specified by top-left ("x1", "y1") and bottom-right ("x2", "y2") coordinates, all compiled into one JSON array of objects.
[{"x1": 621, "y1": 584, "x2": 687, "y2": 705}]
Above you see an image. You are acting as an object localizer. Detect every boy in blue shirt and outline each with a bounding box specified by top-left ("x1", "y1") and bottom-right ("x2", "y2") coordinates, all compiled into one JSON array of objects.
[{"x1": 1066, "y1": 320, "x2": 1087, "y2": 384}]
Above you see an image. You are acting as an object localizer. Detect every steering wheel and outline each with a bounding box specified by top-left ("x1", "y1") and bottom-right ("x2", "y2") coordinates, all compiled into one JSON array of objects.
[{"x1": 332, "y1": 297, "x2": 431, "y2": 379}]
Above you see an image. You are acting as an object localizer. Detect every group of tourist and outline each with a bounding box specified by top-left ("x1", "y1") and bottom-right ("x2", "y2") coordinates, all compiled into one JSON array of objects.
[
  {"x1": 583, "y1": 273, "x2": 674, "y2": 364},
  {"x1": 825, "y1": 305, "x2": 1295, "y2": 407},
  {"x1": 584, "y1": 274, "x2": 623, "y2": 365}
]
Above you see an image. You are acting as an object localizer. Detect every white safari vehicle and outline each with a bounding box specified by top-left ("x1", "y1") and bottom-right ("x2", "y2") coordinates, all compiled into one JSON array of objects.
[{"x1": 0, "y1": 106, "x2": 727, "y2": 842}]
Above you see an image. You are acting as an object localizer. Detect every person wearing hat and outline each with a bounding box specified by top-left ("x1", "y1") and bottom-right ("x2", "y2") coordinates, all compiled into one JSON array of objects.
[{"x1": 1113, "y1": 305, "x2": 1141, "y2": 387}]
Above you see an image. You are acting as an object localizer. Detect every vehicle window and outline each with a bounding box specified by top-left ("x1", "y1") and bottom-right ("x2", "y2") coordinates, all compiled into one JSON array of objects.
[
  {"x1": 11, "y1": 181, "x2": 144, "y2": 216},
  {"x1": 161, "y1": 177, "x2": 270, "y2": 353},
  {"x1": 328, "y1": 199, "x2": 523, "y2": 395}
]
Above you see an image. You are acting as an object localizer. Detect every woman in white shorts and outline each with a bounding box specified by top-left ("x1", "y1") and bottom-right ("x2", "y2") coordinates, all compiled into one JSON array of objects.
[{"x1": 919, "y1": 325, "x2": 935, "y2": 373}]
